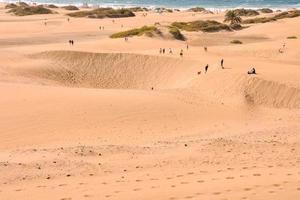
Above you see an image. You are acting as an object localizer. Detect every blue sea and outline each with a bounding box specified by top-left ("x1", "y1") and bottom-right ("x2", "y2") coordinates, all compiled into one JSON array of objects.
[{"x1": 2, "y1": 0, "x2": 300, "y2": 10}]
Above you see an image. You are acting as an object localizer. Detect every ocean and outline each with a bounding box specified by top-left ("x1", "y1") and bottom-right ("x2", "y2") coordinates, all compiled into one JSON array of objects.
[{"x1": 2, "y1": 0, "x2": 300, "y2": 10}]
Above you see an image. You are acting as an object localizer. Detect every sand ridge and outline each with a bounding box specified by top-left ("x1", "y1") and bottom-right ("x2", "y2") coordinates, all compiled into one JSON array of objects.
[{"x1": 0, "y1": 4, "x2": 299, "y2": 200}]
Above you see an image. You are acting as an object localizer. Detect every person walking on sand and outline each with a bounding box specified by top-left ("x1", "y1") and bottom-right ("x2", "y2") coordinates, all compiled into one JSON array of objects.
[
  {"x1": 221, "y1": 59, "x2": 224, "y2": 69},
  {"x1": 205, "y1": 64, "x2": 209, "y2": 73},
  {"x1": 162, "y1": 48, "x2": 165, "y2": 54},
  {"x1": 169, "y1": 48, "x2": 173, "y2": 54},
  {"x1": 186, "y1": 44, "x2": 189, "y2": 50},
  {"x1": 160, "y1": 48, "x2": 162, "y2": 54},
  {"x1": 204, "y1": 46, "x2": 207, "y2": 52},
  {"x1": 180, "y1": 49, "x2": 183, "y2": 57}
]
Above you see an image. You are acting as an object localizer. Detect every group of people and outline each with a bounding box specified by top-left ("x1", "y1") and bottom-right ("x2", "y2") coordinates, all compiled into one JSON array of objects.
[{"x1": 68, "y1": 40, "x2": 74, "y2": 45}]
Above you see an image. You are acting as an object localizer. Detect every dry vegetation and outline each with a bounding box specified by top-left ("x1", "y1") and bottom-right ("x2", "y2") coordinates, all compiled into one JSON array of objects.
[
  {"x1": 110, "y1": 26, "x2": 159, "y2": 38},
  {"x1": 168, "y1": 26, "x2": 185, "y2": 40},
  {"x1": 67, "y1": 8, "x2": 135, "y2": 18},
  {"x1": 233, "y1": 8, "x2": 259, "y2": 16},
  {"x1": 8, "y1": 5, "x2": 54, "y2": 16},
  {"x1": 243, "y1": 10, "x2": 300, "y2": 24},
  {"x1": 62, "y1": 5, "x2": 79, "y2": 10},
  {"x1": 171, "y1": 20, "x2": 230, "y2": 32}
]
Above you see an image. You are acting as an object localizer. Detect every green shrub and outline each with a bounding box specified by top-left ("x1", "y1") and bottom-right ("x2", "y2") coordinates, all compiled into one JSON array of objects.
[
  {"x1": 287, "y1": 36, "x2": 297, "y2": 39},
  {"x1": 110, "y1": 26, "x2": 158, "y2": 38},
  {"x1": 68, "y1": 8, "x2": 135, "y2": 18},
  {"x1": 47, "y1": 4, "x2": 58, "y2": 8},
  {"x1": 258, "y1": 8, "x2": 273, "y2": 13},
  {"x1": 188, "y1": 7, "x2": 206, "y2": 12},
  {"x1": 233, "y1": 8, "x2": 259, "y2": 16},
  {"x1": 169, "y1": 26, "x2": 185, "y2": 40},
  {"x1": 172, "y1": 20, "x2": 230, "y2": 32},
  {"x1": 5, "y1": 3, "x2": 17, "y2": 9},
  {"x1": 8, "y1": 5, "x2": 53, "y2": 16},
  {"x1": 128, "y1": 7, "x2": 148, "y2": 12},
  {"x1": 243, "y1": 10, "x2": 300, "y2": 24},
  {"x1": 230, "y1": 40, "x2": 243, "y2": 44},
  {"x1": 62, "y1": 5, "x2": 79, "y2": 10}
]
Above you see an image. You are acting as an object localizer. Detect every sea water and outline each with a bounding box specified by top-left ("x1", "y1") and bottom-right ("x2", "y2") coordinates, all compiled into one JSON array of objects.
[{"x1": 2, "y1": 0, "x2": 300, "y2": 10}]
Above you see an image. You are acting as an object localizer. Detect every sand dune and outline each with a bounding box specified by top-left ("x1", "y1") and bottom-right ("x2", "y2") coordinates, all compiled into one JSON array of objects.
[{"x1": 0, "y1": 4, "x2": 299, "y2": 200}]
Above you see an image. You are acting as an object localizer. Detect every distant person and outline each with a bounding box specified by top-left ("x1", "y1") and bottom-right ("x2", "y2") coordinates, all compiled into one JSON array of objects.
[
  {"x1": 205, "y1": 64, "x2": 209, "y2": 73},
  {"x1": 186, "y1": 44, "x2": 189, "y2": 50},
  {"x1": 247, "y1": 68, "x2": 256, "y2": 75},
  {"x1": 197, "y1": 71, "x2": 201, "y2": 75},
  {"x1": 162, "y1": 48, "x2": 165, "y2": 54},
  {"x1": 169, "y1": 48, "x2": 173, "y2": 54},
  {"x1": 204, "y1": 46, "x2": 207, "y2": 52},
  {"x1": 99, "y1": 26, "x2": 102, "y2": 30},
  {"x1": 159, "y1": 48, "x2": 162, "y2": 54},
  {"x1": 67, "y1": 18, "x2": 70, "y2": 22},
  {"x1": 180, "y1": 49, "x2": 183, "y2": 57},
  {"x1": 221, "y1": 59, "x2": 224, "y2": 69}
]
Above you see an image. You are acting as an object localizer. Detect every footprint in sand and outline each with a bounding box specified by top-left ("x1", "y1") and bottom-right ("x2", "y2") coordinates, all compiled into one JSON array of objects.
[
  {"x1": 212, "y1": 192, "x2": 221, "y2": 195},
  {"x1": 60, "y1": 198, "x2": 72, "y2": 200},
  {"x1": 184, "y1": 196, "x2": 194, "y2": 199},
  {"x1": 180, "y1": 181, "x2": 189, "y2": 185},
  {"x1": 197, "y1": 180, "x2": 205, "y2": 183},
  {"x1": 226, "y1": 176, "x2": 234, "y2": 179},
  {"x1": 253, "y1": 173, "x2": 261, "y2": 176},
  {"x1": 244, "y1": 188, "x2": 252, "y2": 191}
]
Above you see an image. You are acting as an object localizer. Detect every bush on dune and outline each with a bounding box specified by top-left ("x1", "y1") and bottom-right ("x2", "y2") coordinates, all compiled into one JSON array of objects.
[
  {"x1": 5, "y1": 3, "x2": 17, "y2": 9},
  {"x1": 230, "y1": 39, "x2": 243, "y2": 44},
  {"x1": 188, "y1": 7, "x2": 206, "y2": 12},
  {"x1": 171, "y1": 20, "x2": 230, "y2": 32},
  {"x1": 68, "y1": 8, "x2": 135, "y2": 18},
  {"x1": 287, "y1": 36, "x2": 297, "y2": 39},
  {"x1": 128, "y1": 7, "x2": 149, "y2": 12},
  {"x1": 233, "y1": 8, "x2": 259, "y2": 16},
  {"x1": 47, "y1": 4, "x2": 59, "y2": 9},
  {"x1": 168, "y1": 26, "x2": 185, "y2": 40},
  {"x1": 62, "y1": 5, "x2": 79, "y2": 10},
  {"x1": 110, "y1": 26, "x2": 158, "y2": 38},
  {"x1": 258, "y1": 8, "x2": 273, "y2": 13},
  {"x1": 8, "y1": 5, "x2": 53, "y2": 16},
  {"x1": 242, "y1": 10, "x2": 300, "y2": 24}
]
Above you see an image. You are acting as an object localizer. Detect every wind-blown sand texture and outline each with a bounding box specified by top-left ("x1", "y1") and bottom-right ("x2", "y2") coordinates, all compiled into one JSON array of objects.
[{"x1": 0, "y1": 4, "x2": 300, "y2": 200}]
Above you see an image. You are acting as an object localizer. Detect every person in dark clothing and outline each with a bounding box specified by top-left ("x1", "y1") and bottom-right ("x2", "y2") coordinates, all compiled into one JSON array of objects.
[
  {"x1": 205, "y1": 64, "x2": 209, "y2": 73},
  {"x1": 221, "y1": 59, "x2": 224, "y2": 69}
]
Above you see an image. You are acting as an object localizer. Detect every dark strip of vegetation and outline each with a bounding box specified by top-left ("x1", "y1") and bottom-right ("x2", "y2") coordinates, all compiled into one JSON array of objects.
[
  {"x1": 187, "y1": 7, "x2": 206, "y2": 12},
  {"x1": 257, "y1": 8, "x2": 273, "y2": 13},
  {"x1": 5, "y1": 3, "x2": 18, "y2": 9},
  {"x1": 62, "y1": 5, "x2": 79, "y2": 10},
  {"x1": 110, "y1": 26, "x2": 158, "y2": 38},
  {"x1": 168, "y1": 26, "x2": 185, "y2": 40},
  {"x1": 230, "y1": 40, "x2": 243, "y2": 44},
  {"x1": 171, "y1": 20, "x2": 230, "y2": 32},
  {"x1": 243, "y1": 10, "x2": 300, "y2": 24},
  {"x1": 68, "y1": 8, "x2": 135, "y2": 19},
  {"x1": 8, "y1": 5, "x2": 53, "y2": 16},
  {"x1": 128, "y1": 7, "x2": 149, "y2": 12},
  {"x1": 46, "y1": 4, "x2": 59, "y2": 9},
  {"x1": 233, "y1": 8, "x2": 259, "y2": 16},
  {"x1": 287, "y1": 36, "x2": 297, "y2": 39}
]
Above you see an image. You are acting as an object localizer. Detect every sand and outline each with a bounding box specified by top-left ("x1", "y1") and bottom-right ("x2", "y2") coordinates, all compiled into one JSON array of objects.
[{"x1": 0, "y1": 4, "x2": 300, "y2": 200}]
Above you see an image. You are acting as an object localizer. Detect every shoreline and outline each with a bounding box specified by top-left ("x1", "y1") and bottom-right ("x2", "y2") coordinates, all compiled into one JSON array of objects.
[{"x1": 0, "y1": 1, "x2": 299, "y2": 11}]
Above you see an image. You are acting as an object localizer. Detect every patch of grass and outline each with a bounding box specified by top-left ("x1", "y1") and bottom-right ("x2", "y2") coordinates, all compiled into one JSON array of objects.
[
  {"x1": 168, "y1": 26, "x2": 185, "y2": 40},
  {"x1": 128, "y1": 7, "x2": 148, "y2": 12},
  {"x1": 110, "y1": 26, "x2": 158, "y2": 38},
  {"x1": 17, "y1": 2, "x2": 29, "y2": 7},
  {"x1": 5, "y1": 3, "x2": 17, "y2": 9},
  {"x1": 68, "y1": 8, "x2": 135, "y2": 19},
  {"x1": 287, "y1": 36, "x2": 297, "y2": 39},
  {"x1": 171, "y1": 20, "x2": 230, "y2": 32},
  {"x1": 62, "y1": 5, "x2": 79, "y2": 10},
  {"x1": 47, "y1": 4, "x2": 58, "y2": 9},
  {"x1": 188, "y1": 7, "x2": 206, "y2": 12},
  {"x1": 233, "y1": 8, "x2": 259, "y2": 16},
  {"x1": 230, "y1": 39, "x2": 243, "y2": 44},
  {"x1": 257, "y1": 8, "x2": 273, "y2": 13},
  {"x1": 8, "y1": 5, "x2": 53, "y2": 16},
  {"x1": 242, "y1": 17, "x2": 275, "y2": 24},
  {"x1": 243, "y1": 10, "x2": 300, "y2": 24}
]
